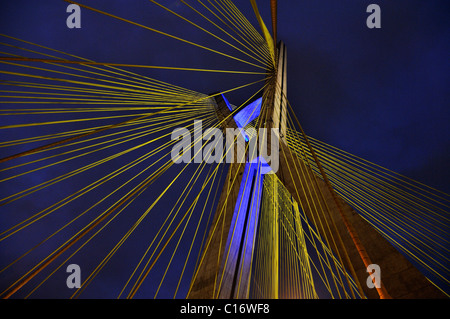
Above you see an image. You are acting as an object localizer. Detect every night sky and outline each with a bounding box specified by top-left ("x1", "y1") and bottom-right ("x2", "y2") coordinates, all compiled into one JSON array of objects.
[{"x1": 0, "y1": 1, "x2": 449, "y2": 299}]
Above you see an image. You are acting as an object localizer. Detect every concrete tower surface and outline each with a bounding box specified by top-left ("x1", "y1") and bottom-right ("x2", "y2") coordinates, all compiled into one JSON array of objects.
[{"x1": 188, "y1": 42, "x2": 446, "y2": 299}]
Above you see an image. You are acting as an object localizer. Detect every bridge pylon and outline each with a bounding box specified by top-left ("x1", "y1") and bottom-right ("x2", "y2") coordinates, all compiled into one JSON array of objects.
[{"x1": 188, "y1": 42, "x2": 446, "y2": 299}]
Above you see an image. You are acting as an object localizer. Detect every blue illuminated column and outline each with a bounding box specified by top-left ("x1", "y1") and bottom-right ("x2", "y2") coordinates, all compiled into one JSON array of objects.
[
  {"x1": 215, "y1": 92, "x2": 276, "y2": 298},
  {"x1": 217, "y1": 159, "x2": 265, "y2": 298}
]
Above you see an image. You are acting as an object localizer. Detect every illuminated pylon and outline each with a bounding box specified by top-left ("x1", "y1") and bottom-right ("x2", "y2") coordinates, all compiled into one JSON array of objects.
[{"x1": 188, "y1": 42, "x2": 446, "y2": 299}]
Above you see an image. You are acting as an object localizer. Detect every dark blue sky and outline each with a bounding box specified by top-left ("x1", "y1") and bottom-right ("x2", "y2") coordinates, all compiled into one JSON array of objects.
[
  {"x1": 0, "y1": 1, "x2": 449, "y2": 299},
  {"x1": 1, "y1": 1, "x2": 449, "y2": 191}
]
